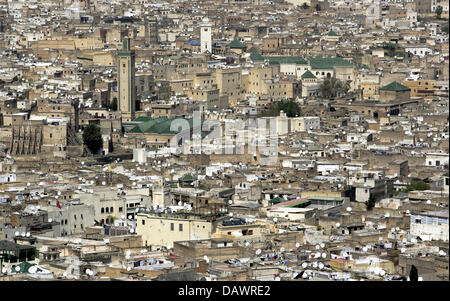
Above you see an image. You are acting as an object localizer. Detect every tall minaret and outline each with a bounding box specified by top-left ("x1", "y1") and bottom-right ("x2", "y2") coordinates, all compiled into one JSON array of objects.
[
  {"x1": 118, "y1": 38, "x2": 136, "y2": 122},
  {"x1": 200, "y1": 17, "x2": 212, "y2": 53}
]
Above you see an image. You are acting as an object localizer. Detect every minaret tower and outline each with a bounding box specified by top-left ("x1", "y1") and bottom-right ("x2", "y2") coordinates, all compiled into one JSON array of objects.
[
  {"x1": 200, "y1": 17, "x2": 212, "y2": 53},
  {"x1": 118, "y1": 38, "x2": 136, "y2": 122}
]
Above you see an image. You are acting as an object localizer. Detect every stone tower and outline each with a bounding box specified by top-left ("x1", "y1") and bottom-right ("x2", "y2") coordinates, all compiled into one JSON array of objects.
[
  {"x1": 145, "y1": 17, "x2": 159, "y2": 46},
  {"x1": 118, "y1": 38, "x2": 136, "y2": 122},
  {"x1": 200, "y1": 17, "x2": 212, "y2": 53}
]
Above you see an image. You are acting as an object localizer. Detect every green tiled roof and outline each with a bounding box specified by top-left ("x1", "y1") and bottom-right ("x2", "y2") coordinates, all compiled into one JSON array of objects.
[
  {"x1": 266, "y1": 56, "x2": 308, "y2": 65},
  {"x1": 250, "y1": 50, "x2": 265, "y2": 61},
  {"x1": 327, "y1": 30, "x2": 338, "y2": 36},
  {"x1": 269, "y1": 197, "x2": 284, "y2": 204},
  {"x1": 228, "y1": 39, "x2": 246, "y2": 49},
  {"x1": 380, "y1": 81, "x2": 411, "y2": 92},
  {"x1": 128, "y1": 117, "x2": 206, "y2": 136},
  {"x1": 134, "y1": 116, "x2": 154, "y2": 122},
  {"x1": 309, "y1": 54, "x2": 353, "y2": 70},
  {"x1": 128, "y1": 117, "x2": 169, "y2": 133},
  {"x1": 301, "y1": 70, "x2": 316, "y2": 79}
]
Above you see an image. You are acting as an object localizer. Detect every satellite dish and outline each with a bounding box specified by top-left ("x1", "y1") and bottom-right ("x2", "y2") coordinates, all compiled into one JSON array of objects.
[
  {"x1": 15, "y1": 266, "x2": 21, "y2": 272},
  {"x1": 336, "y1": 223, "x2": 340, "y2": 228},
  {"x1": 245, "y1": 242, "x2": 250, "y2": 247},
  {"x1": 166, "y1": 245, "x2": 171, "y2": 250},
  {"x1": 21, "y1": 232, "x2": 26, "y2": 237},
  {"x1": 14, "y1": 231, "x2": 19, "y2": 236},
  {"x1": 130, "y1": 228, "x2": 134, "y2": 233},
  {"x1": 318, "y1": 262, "x2": 324, "y2": 269},
  {"x1": 346, "y1": 207, "x2": 352, "y2": 212},
  {"x1": 26, "y1": 232, "x2": 30, "y2": 237},
  {"x1": 280, "y1": 247, "x2": 285, "y2": 252},
  {"x1": 321, "y1": 253, "x2": 326, "y2": 258},
  {"x1": 315, "y1": 245, "x2": 320, "y2": 250},
  {"x1": 273, "y1": 217, "x2": 278, "y2": 223},
  {"x1": 426, "y1": 200, "x2": 431, "y2": 204},
  {"x1": 296, "y1": 242, "x2": 300, "y2": 248},
  {"x1": 312, "y1": 262, "x2": 318, "y2": 268},
  {"x1": 302, "y1": 262, "x2": 308, "y2": 269},
  {"x1": 229, "y1": 212, "x2": 233, "y2": 217},
  {"x1": 256, "y1": 249, "x2": 262, "y2": 255}
]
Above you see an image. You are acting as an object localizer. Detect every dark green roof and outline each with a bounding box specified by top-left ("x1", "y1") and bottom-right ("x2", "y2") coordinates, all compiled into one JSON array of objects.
[
  {"x1": 128, "y1": 117, "x2": 206, "y2": 136},
  {"x1": 309, "y1": 54, "x2": 353, "y2": 70},
  {"x1": 266, "y1": 56, "x2": 308, "y2": 65},
  {"x1": 179, "y1": 174, "x2": 195, "y2": 182},
  {"x1": 269, "y1": 197, "x2": 284, "y2": 204},
  {"x1": 327, "y1": 30, "x2": 338, "y2": 37},
  {"x1": 128, "y1": 117, "x2": 169, "y2": 133},
  {"x1": 250, "y1": 50, "x2": 265, "y2": 61},
  {"x1": 301, "y1": 70, "x2": 316, "y2": 79},
  {"x1": 134, "y1": 116, "x2": 154, "y2": 122},
  {"x1": 380, "y1": 81, "x2": 411, "y2": 92},
  {"x1": 228, "y1": 39, "x2": 246, "y2": 49},
  {"x1": 11, "y1": 262, "x2": 34, "y2": 274}
]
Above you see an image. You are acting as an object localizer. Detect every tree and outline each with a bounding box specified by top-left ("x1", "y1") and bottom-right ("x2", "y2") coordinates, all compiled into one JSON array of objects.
[
  {"x1": 301, "y1": 3, "x2": 309, "y2": 9},
  {"x1": 409, "y1": 265, "x2": 419, "y2": 281},
  {"x1": 319, "y1": 78, "x2": 350, "y2": 99},
  {"x1": 82, "y1": 124, "x2": 103, "y2": 155},
  {"x1": 435, "y1": 5, "x2": 443, "y2": 19},
  {"x1": 263, "y1": 99, "x2": 302, "y2": 118},
  {"x1": 315, "y1": 4, "x2": 321, "y2": 11},
  {"x1": 395, "y1": 180, "x2": 430, "y2": 195},
  {"x1": 109, "y1": 98, "x2": 118, "y2": 111},
  {"x1": 442, "y1": 23, "x2": 449, "y2": 34}
]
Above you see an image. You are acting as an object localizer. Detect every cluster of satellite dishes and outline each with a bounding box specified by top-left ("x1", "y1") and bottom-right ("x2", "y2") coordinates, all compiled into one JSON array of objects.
[
  {"x1": 14, "y1": 231, "x2": 31, "y2": 237},
  {"x1": 85, "y1": 269, "x2": 94, "y2": 276}
]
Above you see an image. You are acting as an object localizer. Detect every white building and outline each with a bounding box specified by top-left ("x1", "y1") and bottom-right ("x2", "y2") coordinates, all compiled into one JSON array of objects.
[
  {"x1": 410, "y1": 211, "x2": 449, "y2": 242},
  {"x1": 425, "y1": 153, "x2": 449, "y2": 167}
]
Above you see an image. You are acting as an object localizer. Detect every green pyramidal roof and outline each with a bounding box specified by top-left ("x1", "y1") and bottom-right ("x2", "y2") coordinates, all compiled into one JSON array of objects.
[
  {"x1": 301, "y1": 70, "x2": 316, "y2": 79},
  {"x1": 380, "y1": 81, "x2": 411, "y2": 92},
  {"x1": 250, "y1": 50, "x2": 265, "y2": 61},
  {"x1": 327, "y1": 30, "x2": 338, "y2": 36},
  {"x1": 228, "y1": 39, "x2": 246, "y2": 49}
]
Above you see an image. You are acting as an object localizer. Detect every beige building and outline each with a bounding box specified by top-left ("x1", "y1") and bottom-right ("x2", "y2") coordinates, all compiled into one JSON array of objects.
[{"x1": 136, "y1": 212, "x2": 213, "y2": 247}]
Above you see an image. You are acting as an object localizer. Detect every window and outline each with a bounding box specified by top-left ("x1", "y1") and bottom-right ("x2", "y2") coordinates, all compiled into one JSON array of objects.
[
  {"x1": 179, "y1": 224, "x2": 183, "y2": 231},
  {"x1": 142, "y1": 220, "x2": 145, "y2": 225},
  {"x1": 170, "y1": 223, "x2": 174, "y2": 231},
  {"x1": 110, "y1": 207, "x2": 114, "y2": 213},
  {"x1": 101, "y1": 207, "x2": 104, "y2": 213},
  {"x1": 119, "y1": 207, "x2": 123, "y2": 212}
]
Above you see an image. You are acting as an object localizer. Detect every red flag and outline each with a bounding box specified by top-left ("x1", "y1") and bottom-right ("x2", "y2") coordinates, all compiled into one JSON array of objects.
[{"x1": 57, "y1": 201, "x2": 61, "y2": 209}]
